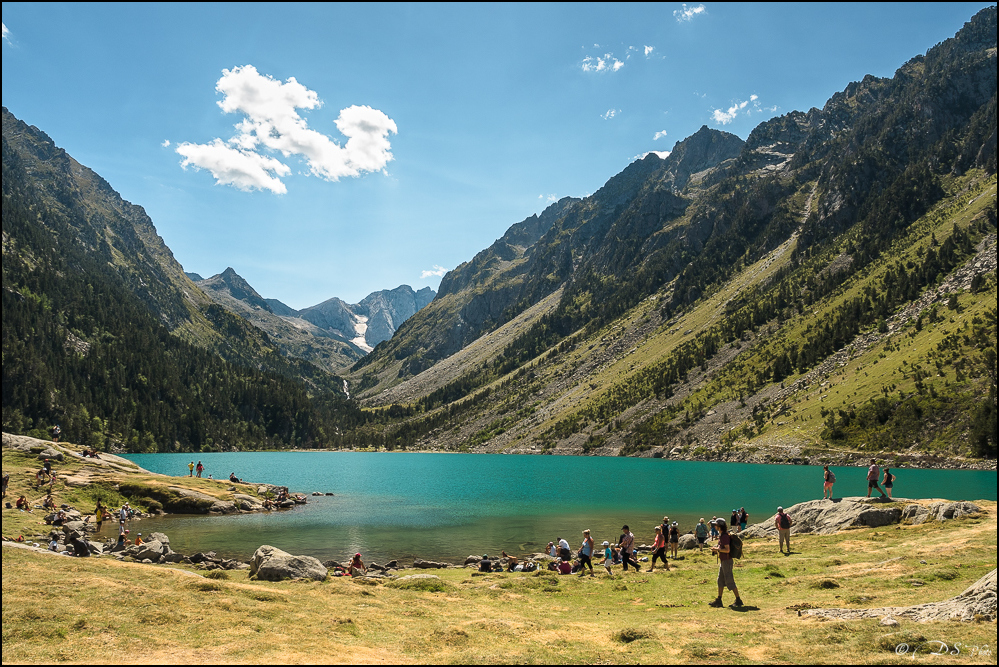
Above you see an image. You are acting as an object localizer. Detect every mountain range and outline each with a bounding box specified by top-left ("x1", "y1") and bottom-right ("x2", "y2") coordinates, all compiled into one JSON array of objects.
[
  {"x1": 2, "y1": 6, "x2": 996, "y2": 459},
  {"x1": 190, "y1": 267, "x2": 433, "y2": 371}
]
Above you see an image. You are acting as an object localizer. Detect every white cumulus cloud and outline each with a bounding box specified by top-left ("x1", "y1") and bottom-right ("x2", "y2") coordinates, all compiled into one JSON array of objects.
[
  {"x1": 601, "y1": 109, "x2": 620, "y2": 120},
  {"x1": 581, "y1": 53, "x2": 624, "y2": 73},
  {"x1": 644, "y1": 45, "x2": 655, "y2": 57},
  {"x1": 421, "y1": 265, "x2": 448, "y2": 279},
  {"x1": 711, "y1": 95, "x2": 762, "y2": 125},
  {"x1": 634, "y1": 150, "x2": 672, "y2": 161},
  {"x1": 674, "y1": 4, "x2": 706, "y2": 22},
  {"x1": 177, "y1": 65, "x2": 397, "y2": 193},
  {"x1": 161, "y1": 139, "x2": 171, "y2": 147},
  {"x1": 653, "y1": 130, "x2": 668, "y2": 141}
]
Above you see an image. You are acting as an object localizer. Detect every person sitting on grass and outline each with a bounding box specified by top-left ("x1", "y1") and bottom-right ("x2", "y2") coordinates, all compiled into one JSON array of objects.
[
  {"x1": 479, "y1": 554, "x2": 492, "y2": 573},
  {"x1": 557, "y1": 559, "x2": 573, "y2": 575},
  {"x1": 43, "y1": 494, "x2": 56, "y2": 510},
  {"x1": 16, "y1": 495, "x2": 31, "y2": 511},
  {"x1": 349, "y1": 553, "x2": 367, "y2": 577}
]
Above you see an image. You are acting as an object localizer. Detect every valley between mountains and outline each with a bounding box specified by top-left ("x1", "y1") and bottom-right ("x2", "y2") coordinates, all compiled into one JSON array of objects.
[{"x1": 2, "y1": 7, "x2": 996, "y2": 464}]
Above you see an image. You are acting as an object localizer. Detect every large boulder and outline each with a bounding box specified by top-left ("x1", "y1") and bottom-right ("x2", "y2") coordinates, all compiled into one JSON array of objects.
[
  {"x1": 209, "y1": 500, "x2": 238, "y2": 514},
  {"x1": 902, "y1": 501, "x2": 980, "y2": 525},
  {"x1": 413, "y1": 559, "x2": 450, "y2": 569},
  {"x1": 740, "y1": 497, "x2": 908, "y2": 539},
  {"x1": 134, "y1": 540, "x2": 167, "y2": 561},
  {"x1": 37, "y1": 449, "x2": 65, "y2": 462},
  {"x1": 678, "y1": 534, "x2": 699, "y2": 550},
  {"x1": 148, "y1": 532, "x2": 170, "y2": 548},
  {"x1": 249, "y1": 545, "x2": 327, "y2": 582}
]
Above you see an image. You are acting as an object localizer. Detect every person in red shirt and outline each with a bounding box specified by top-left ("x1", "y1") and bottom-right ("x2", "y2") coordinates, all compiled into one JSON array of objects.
[{"x1": 709, "y1": 519, "x2": 743, "y2": 607}]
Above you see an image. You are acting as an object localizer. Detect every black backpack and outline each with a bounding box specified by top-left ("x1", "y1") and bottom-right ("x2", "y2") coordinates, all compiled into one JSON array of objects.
[
  {"x1": 779, "y1": 513, "x2": 791, "y2": 529},
  {"x1": 728, "y1": 534, "x2": 744, "y2": 559}
]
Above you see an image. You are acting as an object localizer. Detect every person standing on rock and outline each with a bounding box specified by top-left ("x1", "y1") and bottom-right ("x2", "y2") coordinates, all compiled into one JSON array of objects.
[
  {"x1": 709, "y1": 519, "x2": 743, "y2": 608},
  {"x1": 730, "y1": 509, "x2": 740, "y2": 533},
  {"x1": 93, "y1": 500, "x2": 104, "y2": 533},
  {"x1": 823, "y1": 465, "x2": 836, "y2": 499},
  {"x1": 882, "y1": 468, "x2": 895, "y2": 499},
  {"x1": 196, "y1": 461, "x2": 204, "y2": 478},
  {"x1": 188, "y1": 461, "x2": 194, "y2": 477},
  {"x1": 775, "y1": 506, "x2": 793, "y2": 554},
  {"x1": 866, "y1": 459, "x2": 887, "y2": 498}
]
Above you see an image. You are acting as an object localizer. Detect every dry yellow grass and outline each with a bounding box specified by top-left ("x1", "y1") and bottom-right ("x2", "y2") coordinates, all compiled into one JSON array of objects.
[{"x1": 3, "y1": 501, "x2": 996, "y2": 664}]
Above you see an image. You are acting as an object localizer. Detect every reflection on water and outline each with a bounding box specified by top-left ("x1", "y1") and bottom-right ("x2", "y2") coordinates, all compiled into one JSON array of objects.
[{"x1": 124, "y1": 452, "x2": 997, "y2": 563}]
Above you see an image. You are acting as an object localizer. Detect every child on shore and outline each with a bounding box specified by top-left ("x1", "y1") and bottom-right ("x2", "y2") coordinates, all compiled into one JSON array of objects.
[{"x1": 601, "y1": 541, "x2": 613, "y2": 574}]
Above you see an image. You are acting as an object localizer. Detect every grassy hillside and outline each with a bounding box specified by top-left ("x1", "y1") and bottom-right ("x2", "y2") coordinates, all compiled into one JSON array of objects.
[{"x1": 346, "y1": 9, "x2": 997, "y2": 463}]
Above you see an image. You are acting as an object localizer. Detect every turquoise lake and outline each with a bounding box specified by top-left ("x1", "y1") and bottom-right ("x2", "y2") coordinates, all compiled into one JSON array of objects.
[{"x1": 122, "y1": 452, "x2": 997, "y2": 564}]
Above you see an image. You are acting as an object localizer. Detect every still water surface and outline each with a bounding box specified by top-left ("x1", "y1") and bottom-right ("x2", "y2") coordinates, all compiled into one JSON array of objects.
[{"x1": 122, "y1": 452, "x2": 996, "y2": 564}]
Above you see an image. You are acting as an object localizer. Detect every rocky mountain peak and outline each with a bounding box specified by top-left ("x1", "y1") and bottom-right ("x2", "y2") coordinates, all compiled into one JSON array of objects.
[{"x1": 198, "y1": 268, "x2": 272, "y2": 313}]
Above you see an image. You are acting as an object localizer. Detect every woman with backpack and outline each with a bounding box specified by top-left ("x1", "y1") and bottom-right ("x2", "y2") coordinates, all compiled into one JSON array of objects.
[
  {"x1": 822, "y1": 465, "x2": 836, "y2": 499},
  {"x1": 709, "y1": 519, "x2": 743, "y2": 608}
]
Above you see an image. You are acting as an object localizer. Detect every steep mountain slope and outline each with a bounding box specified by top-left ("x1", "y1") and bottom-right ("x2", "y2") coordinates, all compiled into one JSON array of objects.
[
  {"x1": 196, "y1": 268, "x2": 435, "y2": 369},
  {"x1": 350, "y1": 126, "x2": 745, "y2": 395},
  {"x1": 2, "y1": 107, "x2": 364, "y2": 451},
  {"x1": 352, "y1": 7, "x2": 997, "y2": 462}
]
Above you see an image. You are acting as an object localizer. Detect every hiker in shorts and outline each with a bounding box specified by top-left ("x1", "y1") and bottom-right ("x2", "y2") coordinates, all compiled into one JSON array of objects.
[
  {"x1": 196, "y1": 461, "x2": 204, "y2": 478},
  {"x1": 865, "y1": 459, "x2": 887, "y2": 498},
  {"x1": 775, "y1": 506, "x2": 793, "y2": 554},
  {"x1": 668, "y1": 522, "x2": 680, "y2": 558},
  {"x1": 730, "y1": 510, "x2": 739, "y2": 533},
  {"x1": 709, "y1": 519, "x2": 743, "y2": 607},
  {"x1": 738, "y1": 508, "x2": 748, "y2": 532},
  {"x1": 822, "y1": 465, "x2": 836, "y2": 499},
  {"x1": 709, "y1": 517, "x2": 719, "y2": 540},
  {"x1": 695, "y1": 518, "x2": 709, "y2": 551},
  {"x1": 619, "y1": 525, "x2": 640, "y2": 572},
  {"x1": 882, "y1": 468, "x2": 895, "y2": 499},
  {"x1": 601, "y1": 541, "x2": 613, "y2": 574},
  {"x1": 188, "y1": 461, "x2": 194, "y2": 477}
]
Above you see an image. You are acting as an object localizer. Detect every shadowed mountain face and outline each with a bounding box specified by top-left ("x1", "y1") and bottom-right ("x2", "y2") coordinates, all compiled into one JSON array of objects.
[{"x1": 2, "y1": 106, "x2": 365, "y2": 451}]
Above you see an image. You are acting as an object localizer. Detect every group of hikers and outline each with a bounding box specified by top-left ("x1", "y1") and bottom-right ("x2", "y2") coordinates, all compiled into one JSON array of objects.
[{"x1": 187, "y1": 460, "x2": 244, "y2": 485}]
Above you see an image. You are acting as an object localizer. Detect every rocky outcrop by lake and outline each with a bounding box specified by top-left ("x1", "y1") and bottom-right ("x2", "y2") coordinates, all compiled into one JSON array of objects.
[{"x1": 739, "y1": 497, "x2": 981, "y2": 538}]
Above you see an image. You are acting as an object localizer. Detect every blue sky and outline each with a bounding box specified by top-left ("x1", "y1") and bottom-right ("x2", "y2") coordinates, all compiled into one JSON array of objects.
[{"x1": 2, "y1": 3, "x2": 991, "y2": 307}]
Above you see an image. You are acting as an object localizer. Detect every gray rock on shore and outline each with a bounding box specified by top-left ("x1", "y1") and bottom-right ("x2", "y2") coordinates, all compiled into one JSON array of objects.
[
  {"x1": 739, "y1": 497, "x2": 980, "y2": 539},
  {"x1": 803, "y1": 568, "x2": 997, "y2": 622},
  {"x1": 249, "y1": 545, "x2": 327, "y2": 582}
]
